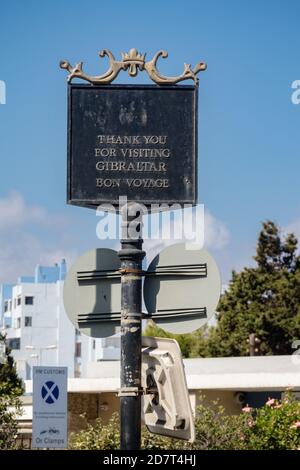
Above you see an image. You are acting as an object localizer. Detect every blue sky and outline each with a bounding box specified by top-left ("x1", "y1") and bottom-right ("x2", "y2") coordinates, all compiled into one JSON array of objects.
[{"x1": 0, "y1": 0, "x2": 300, "y2": 283}]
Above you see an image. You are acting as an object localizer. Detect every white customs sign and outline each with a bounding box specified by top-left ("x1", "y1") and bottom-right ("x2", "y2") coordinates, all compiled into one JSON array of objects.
[{"x1": 32, "y1": 367, "x2": 68, "y2": 448}]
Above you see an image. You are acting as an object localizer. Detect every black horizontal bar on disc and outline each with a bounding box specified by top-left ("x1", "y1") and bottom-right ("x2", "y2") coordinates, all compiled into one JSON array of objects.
[
  {"x1": 77, "y1": 312, "x2": 121, "y2": 324},
  {"x1": 152, "y1": 307, "x2": 207, "y2": 319},
  {"x1": 77, "y1": 269, "x2": 121, "y2": 281}
]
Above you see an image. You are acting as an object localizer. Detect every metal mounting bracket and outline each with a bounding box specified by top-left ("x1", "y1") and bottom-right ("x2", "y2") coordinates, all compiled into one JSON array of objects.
[{"x1": 118, "y1": 387, "x2": 141, "y2": 397}]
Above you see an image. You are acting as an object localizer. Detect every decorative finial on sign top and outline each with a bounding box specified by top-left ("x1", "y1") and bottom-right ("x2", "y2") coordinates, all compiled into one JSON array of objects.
[{"x1": 59, "y1": 49, "x2": 206, "y2": 86}]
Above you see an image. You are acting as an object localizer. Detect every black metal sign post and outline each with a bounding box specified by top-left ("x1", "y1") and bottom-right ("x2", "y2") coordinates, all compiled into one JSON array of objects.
[
  {"x1": 60, "y1": 48, "x2": 205, "y2": 451},
  {"x1": 118, "y1": 206, "x2": 145, "y2": 450}
]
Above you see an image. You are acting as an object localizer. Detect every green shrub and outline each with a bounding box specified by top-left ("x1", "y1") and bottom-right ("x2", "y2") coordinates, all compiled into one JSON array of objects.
[
  {"x1": 243, "y1": 391, "x2": 300, "y2": 450},
  {"x1": 191, "y1": 399, "x2": 248, "y2": 450},
  {"x1": 0, "y1": 394, "x2": 23, "y2": 450},
  {"x1": 69, "y1": 392, "x2": 300, "y2": 450},
  {"x1": 69, "y1": 413, "x2": 185, "y2": 450},
  {"x1": 0, "y1": 334, "x2": 24, "y2": 449},
  {"x1": 69, "y1": 413, "x2": 120, "y2": 450}
]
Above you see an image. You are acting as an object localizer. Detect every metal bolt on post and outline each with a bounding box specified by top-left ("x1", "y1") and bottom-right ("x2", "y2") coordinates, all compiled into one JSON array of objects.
[{"x1": 118, "y1": 205, "x2": 145, "y2": 450}]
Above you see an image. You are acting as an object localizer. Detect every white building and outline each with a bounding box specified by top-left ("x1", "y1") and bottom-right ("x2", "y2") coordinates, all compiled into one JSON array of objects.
[{"x1": 0, "y1": 260, "x2": 120, "y2": 381}]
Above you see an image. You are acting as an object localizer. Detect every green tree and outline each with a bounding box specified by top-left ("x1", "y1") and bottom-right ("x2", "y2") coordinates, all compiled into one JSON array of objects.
[
  {"x1": 143, "y1": 321, "x2": 208, "y2": 358},
  {"x1": 0, "y1": 333, "x2": 24, "y2": 449},
  {"x1": 202, "y1": 220, "x2": 300, "y2": 356},
  {"x1": 0, "y1": 333, "x2": 23, "y2": 396},
  {"x1": 144, "y1": 221, "x2": 300, "y2": 358}
]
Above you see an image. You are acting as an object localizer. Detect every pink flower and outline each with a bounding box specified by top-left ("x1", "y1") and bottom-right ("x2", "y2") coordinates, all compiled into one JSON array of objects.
[
  {"x1": 242, "y1": 405, "x2": 252, "y2": 413},
  {"x1": 290, "y1": 421, "x2": 300, "y2": 429},
  {"x1": 266, "y1": 398, "x2": 276, "y2": 406}
]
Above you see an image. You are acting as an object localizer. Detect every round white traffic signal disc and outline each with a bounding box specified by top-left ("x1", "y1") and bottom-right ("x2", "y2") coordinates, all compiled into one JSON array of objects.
[{"x1": 143, "y1": 243, "x2": 221, "y2": 334}]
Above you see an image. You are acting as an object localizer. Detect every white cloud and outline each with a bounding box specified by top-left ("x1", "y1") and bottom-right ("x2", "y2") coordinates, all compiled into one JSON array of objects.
[
  {"x1": 284, "y1": 218, "x2": 300, "y2": 242},
  {"x1": 282, "y1": 217, "x2": 300, "y2": 257},
  {"x1": 143, "y1": 208, "x2": 229, "y2": 265},
  {"x1": 0, "y1": 191, "x2": 230, "y2": 283},
  {"x1": 0, "y1": 191, "x2": 77, "y2": 283},
  {"x1": 0, "y1": 190, "x2": 47, "y2": 228},
  {"x1": 204, "y1": 211, "x2": 230, "y2": 249},
  {"x1": 0, "y1": 190, "x2": 69, "y2": 230}
]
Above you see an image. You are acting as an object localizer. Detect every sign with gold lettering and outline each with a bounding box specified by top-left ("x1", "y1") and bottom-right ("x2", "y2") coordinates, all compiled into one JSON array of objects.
[{"x1": 68, "y1": 84, "x2": 197, "y2": 209}]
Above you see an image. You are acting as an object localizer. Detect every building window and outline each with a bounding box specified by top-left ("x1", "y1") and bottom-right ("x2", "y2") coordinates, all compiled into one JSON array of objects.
[
  {"x1": 4, "y1": 301, "x2": 8, "y2": 312},
  {"x1": 25, "y1": 296, "x2": 34, "y2": 305},
  {"x1": 24, "y1": 316, "x2": 32, "y2": 327},
  {"x1": 16, "y1": 318, "x2": 21, "y2": 329},
  {"x1": 17, "y1": 296, "x2": 21, "y2": 306},
  {"x1": 14, "y1": 298, "x2": 16, "y2": 308},
  {"x1": 93, "y1": 340, "x2": 96, "y2": 349},
  {"x1": 75, "y1": 342, "x2": 81, "y2": 358},
  {"x1": 8, "y1": 338, "x2": 20, "y2": 350}
]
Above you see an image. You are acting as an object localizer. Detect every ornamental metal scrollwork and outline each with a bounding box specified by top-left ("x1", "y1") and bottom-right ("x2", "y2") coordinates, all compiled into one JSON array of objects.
[{"x1": 60, "y1": 48, "x2": 206, "y2": 86}]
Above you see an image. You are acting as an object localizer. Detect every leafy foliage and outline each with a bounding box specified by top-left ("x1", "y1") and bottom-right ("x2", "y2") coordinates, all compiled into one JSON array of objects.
[
  {"x1": 0, "y1": 395, "x2": 22, "y2": 450},
  {"x1": 0, "y1": 333, "x2": 23, "y2": 396},
  {"x1": 0, "y1": 333, "x2": 23, "y2": 449},
  {"x1": 191, "y1": 398, "x2": 247, "y2": 450},
  {"x1": 143, "y1": 321, "x2": 205, "y2": 358},
  {"x1": 145, "y1": 221, "x2": 300, "y2": 357},
  {"x1": 69, "y1": 412, "x2": 184, "y2": 450},
  {"x1": 204, "y1": 221, "x2": 300, "y2": 356},
  {"x1": 243, "y1": 391, "x2": 300, "y2": 450},
  {"x1": 69, "y1": 413, "x2": 120, "y2": 450},
  {"x1": 69, "y1": 392, "x2": 300, "y2": 450}
]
